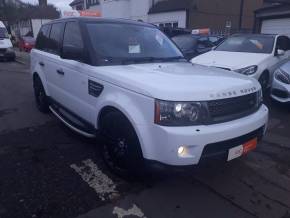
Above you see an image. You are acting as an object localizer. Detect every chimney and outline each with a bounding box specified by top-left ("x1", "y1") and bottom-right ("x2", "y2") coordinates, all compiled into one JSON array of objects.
[{"x1": 38, "y1": 0, "x2": 47, "y2": 6}]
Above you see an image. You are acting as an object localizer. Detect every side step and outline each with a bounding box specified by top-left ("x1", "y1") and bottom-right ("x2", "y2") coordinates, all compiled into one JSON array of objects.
[{"x1": 49, "y1": 106, "x2": 96, "y2": 138}]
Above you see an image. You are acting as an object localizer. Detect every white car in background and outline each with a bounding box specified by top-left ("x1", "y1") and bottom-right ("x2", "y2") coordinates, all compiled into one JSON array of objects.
[
  {"x1": 271, "y1": 61, "x2": 290, "y2": 103},
  {"x1": 191, "y1": 34, "x2": 290, "y2": 92},
  {"x1": 0, "y1": 21, "x2": 15, "y2": 61}
]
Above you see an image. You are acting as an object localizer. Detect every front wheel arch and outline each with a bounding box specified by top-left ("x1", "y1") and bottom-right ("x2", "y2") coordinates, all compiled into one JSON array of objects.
[
  {"x1": 259, "y1": 70, "x2": 270, "y2": 92},
  {"x1": 98, "y1": 108, "x2": 145, "y2": 177}
]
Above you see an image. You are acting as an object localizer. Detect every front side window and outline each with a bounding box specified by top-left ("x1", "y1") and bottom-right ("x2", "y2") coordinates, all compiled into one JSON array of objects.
[
  {"x1": 63, "y1": 22, "x2": 83, "y2": 49},
  {"x1": 0, "y1": 27, "x2": 9, "y2": 39},
  {"x1": 215, "y1": 35, "x2": 275, "y2": 54},
  {"x1": 35, "y1": 25, "x2": 51, "y2": 51},
  {"x1": 86, "y1": 22, "x2": 183, "y2": 65},
  {"x1": 47, "y1": 23, "x2": 64, "y2": 55}
]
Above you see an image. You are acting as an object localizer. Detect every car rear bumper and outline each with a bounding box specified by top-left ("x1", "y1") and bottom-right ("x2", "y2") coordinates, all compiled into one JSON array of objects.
[{"x1": 138, "y1": 104, "x2": 268, "y2": 166}]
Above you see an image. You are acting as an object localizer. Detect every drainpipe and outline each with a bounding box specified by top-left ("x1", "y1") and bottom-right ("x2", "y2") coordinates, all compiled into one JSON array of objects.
[{"x1": 238, "y1": 0, "x2": 244, "y2": 32}]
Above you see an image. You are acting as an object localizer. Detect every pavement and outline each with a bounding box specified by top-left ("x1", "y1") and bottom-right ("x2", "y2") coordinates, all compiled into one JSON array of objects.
[
  {"x1": 15, "y1": 49, "x2": 30, "y2": 65},
  {"x1": 0, "y1": 57, "x2": 290, "y2": 218}
]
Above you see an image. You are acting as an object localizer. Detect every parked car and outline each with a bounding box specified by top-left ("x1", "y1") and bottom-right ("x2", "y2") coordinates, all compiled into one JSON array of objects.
[
  {"x1": 172, "y1": 34, "x2": 218, "y2": 60},
  {"x1": 0, "y1": 21, "x2": 16, "y2": 61},
  {"x1": 191, "y1": 34, "x2": 290, "y2": 92},
  {"x1": 19, "y1": 36, "x2": 35, "y2": 52},
  {"x1": 31, "y1": 17, "x2": 268, "y2": 177},
  {"x1": 160, "y1": 26, "x2": 191, "y2": 38},
  {"x1": 271, "y1": 61, "x2": 290, "y2": 103},
  {"x1": 208, "y1": 35, "x2": 226, "y2": 46}
]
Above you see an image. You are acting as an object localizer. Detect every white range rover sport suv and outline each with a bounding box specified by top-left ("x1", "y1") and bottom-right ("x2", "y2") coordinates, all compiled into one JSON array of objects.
[{"x1": 31, "y1": 17, "x2": 269, "y2": 176}]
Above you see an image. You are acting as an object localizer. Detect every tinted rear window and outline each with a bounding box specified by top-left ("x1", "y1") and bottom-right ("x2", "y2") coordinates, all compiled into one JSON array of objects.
[{"x1": 35, "y1": 25, "x2": 51, "y2": 50}]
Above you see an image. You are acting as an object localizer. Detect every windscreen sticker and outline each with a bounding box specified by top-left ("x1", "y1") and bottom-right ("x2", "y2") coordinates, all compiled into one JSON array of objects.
[
  {"x1": 250, "y1": 40, "x2": 264, "y2": 50},
  {"x1": 155, "y1": 33, "x2": 164, "y2": 46},
  {"x1": 128, "y1": 45, "x2": 141, "y2": 54}
]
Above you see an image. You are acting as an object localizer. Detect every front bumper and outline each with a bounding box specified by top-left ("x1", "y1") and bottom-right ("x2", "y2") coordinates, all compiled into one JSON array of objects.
[
  {"x1": 0, "y1": 49, "x2": 16, "y2": 59},
  {"x1": 271, "y1": 78, "x2": 290, "y2": 103},
  {"x1": 138, "y1": 104, "x2": 268, "y2": 166}
]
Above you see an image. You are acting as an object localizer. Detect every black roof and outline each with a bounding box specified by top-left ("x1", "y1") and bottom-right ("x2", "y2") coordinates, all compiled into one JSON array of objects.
[
  {"x1": 46, "y1": 17, "x2": 156, "y2": 28},
  {"x1": 148, "y1": 0, "x2": 194, "y2": 14},
  {"x1": 69, "y1": 0, "x2": 84, "y2": 7}
]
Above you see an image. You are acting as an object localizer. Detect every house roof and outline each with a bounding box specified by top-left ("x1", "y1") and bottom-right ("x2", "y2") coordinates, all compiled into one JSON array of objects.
[
  {"x1": 255, "y1": 3, "x2": 290, "y2": 18},
  {"x1": 69, "y1": 0, "x2": 84, "y2": 7},
  {"x1": 148, "y1": 0, "x2": 193, "y2": 14}
]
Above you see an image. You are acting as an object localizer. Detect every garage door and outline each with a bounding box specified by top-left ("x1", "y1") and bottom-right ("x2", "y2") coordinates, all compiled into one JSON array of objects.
[{"x1": 261, "y1": 18, "x2": 290, "y2": 36}]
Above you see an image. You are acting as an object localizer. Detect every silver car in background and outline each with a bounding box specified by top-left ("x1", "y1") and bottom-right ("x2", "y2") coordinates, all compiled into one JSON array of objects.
[{"x1": 271, "y1": 61, "x2": 290, "y2": 103}]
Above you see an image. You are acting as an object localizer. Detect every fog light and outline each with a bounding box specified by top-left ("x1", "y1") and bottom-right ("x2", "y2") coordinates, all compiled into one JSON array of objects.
[{"x1": 178, "y1": 146, "x2": 185, "y2": 155}]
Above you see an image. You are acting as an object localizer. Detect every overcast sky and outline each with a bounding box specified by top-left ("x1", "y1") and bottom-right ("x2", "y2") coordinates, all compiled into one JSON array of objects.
[{"x1": 22, "y1": 0, "x2": 72, "y2": 11}]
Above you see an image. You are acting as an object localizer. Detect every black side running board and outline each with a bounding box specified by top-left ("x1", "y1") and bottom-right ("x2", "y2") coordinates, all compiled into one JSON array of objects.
[{"x1": 49, "y1": 105, "x2": 96, "y2": 138}]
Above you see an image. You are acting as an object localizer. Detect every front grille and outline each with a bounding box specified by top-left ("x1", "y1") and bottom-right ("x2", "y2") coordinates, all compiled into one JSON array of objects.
[
  {"x1": 272, "y1": 88, "x2": 289, "y2": 99},
  {"x1": 207, "y1": 92, "x2": 259, "y2": 123},
  {"x1": 0, "y1": 48, "x2": 6, "y2": 53},
  {"x1": 200, "y1": 126, "x2": 264, "y2": 161}
]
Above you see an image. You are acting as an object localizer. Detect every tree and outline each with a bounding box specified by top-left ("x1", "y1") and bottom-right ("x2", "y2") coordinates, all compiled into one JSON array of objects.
[
  {"x1": 0, "y1": 2, "x2": 60, "y2": 25},
  {"x1": 38, "y1": 0, "x2": 47, "y2": 7}
]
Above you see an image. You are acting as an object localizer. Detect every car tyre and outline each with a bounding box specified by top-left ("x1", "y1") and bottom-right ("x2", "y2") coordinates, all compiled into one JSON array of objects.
[
  {"x1": 100, "y1": 111, "x2": 144, "y2": 179},
  {"x1": 33, "y1": 75, "x2": 50, "y2": 113}
]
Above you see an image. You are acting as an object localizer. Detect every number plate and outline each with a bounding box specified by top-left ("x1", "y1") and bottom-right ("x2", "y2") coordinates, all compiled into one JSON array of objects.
[
  {"x1": 227, "y1": 145, "x2": 243, "y2": 161},
  {"x1": 227, "y1": 138, "x2": 257, "y2": 161}
]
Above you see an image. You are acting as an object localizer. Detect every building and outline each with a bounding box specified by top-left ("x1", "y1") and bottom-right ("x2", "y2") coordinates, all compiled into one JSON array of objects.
[
  {"x1": 149, "y1": 0, "x2": 263, "y2": 33},
  {"x1": 0, "y1": 0, "x2": 23, "y2": 7},
  {"x1": 70, "y1": 0, "x2": 263, "y2": 33},
  {"x1": 255, "y1": 0, "x2": 290, "y2": 35}
]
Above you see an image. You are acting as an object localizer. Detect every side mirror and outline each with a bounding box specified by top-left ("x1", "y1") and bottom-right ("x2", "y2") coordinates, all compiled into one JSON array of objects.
[
  {"x1": 61, "y1": 45, "x2": 83, "y2": 61},
  {"x1": 276, "y1": 49, "x2": 285, "y2": 56}
]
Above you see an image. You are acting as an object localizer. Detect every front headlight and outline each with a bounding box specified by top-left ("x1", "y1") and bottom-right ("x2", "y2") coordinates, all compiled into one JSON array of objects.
[
  {"x1": 275, "y1": 68, "x2": 290, "y2": 84},
  {"x1": 154, "y1": 100, "x2": 208, "y2": 126},
  {"x1": 234, "y1": 65, "x2": 258, "y2": 75}
]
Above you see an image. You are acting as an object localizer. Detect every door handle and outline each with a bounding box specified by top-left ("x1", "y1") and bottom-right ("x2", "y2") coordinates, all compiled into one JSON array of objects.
[
  {"x1": 39, "y1": 62, "x2": 45, "y2": 67},
  {"x1": 56, "y1": 69, "x2": 65, "y2": 75}
]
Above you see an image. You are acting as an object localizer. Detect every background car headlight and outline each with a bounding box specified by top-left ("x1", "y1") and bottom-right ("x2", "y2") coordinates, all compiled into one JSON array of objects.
[
  {"x1": 154, "y1": 100, "x2": 208, "y2": 126},
  {"x1": 275, "y1": 68, "x2": 290, "y2": 84},
  {"x1": 234, "y1": 65, "x2": 258, "y2": 75}
]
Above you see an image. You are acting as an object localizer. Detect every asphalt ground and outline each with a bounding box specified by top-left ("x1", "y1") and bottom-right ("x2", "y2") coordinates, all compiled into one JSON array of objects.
[{"x1": 0, "y1": 58, "x2": 290, "y2": 218}]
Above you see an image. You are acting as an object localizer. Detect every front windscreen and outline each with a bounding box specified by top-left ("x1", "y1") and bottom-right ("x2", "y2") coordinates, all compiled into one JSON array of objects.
[
  {"x1": 86, "y1": 22, "x2": 184, "y2": 65},
  {"x1": 215, "y1": 35, "x2": 275, "y2": 54}
]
